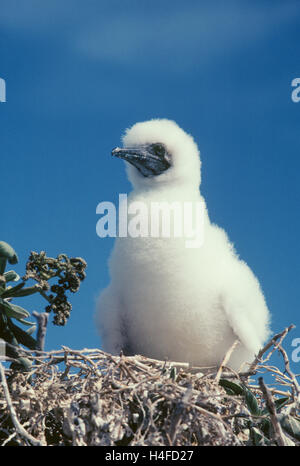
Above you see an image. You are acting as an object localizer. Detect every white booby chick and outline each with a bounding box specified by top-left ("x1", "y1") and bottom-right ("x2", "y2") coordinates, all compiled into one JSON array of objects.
[{"x1": 96, "y1": 119, "x2": 271, "y2": 370}]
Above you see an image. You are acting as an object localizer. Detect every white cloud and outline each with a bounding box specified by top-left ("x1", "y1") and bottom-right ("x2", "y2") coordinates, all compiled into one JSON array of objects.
[
  {"x1": 1, "y1": 1, "x2": 299, "y2": 72},
  {"x1": 75, "y1": 2, "x2": 299, "y2": 71}
]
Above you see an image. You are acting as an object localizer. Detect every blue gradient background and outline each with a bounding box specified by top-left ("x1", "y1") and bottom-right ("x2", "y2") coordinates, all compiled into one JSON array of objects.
[{"x1": 1, "y1": 1, "x2": 299, "y2": 372}]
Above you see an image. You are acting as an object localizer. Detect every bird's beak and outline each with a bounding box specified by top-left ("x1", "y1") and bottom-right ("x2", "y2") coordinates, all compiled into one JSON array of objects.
[{"x1": 111, "y1": 145, "x2": 170, "y2": 177}]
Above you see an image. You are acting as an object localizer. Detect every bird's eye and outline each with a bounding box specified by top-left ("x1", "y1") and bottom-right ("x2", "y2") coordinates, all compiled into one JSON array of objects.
[{"x1": 151, "y1": 143, "x2": 165, "y2": 157}]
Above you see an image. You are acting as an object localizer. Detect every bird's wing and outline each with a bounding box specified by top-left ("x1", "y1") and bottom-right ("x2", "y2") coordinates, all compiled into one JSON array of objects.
[
  {"x1": 95, "y1": 285, "x2": 125, "y2": 354},
  {"x1": 214, "y1": 236, "x2": 270, "y2": 356},
  {"x1": 222, "y1": 304, "x2": 262, "y2": 355}
]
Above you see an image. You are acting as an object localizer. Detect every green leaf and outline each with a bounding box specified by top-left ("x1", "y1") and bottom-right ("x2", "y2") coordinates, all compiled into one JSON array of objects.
[
  {"x1": 7, "y1": 318, "x2": 37, "y2": 350},
  {"x1": 259, "y1": 417, "x2": 272, "y2": 438},
  {"x1": 170, "y1": 366, "x2": 177, "y2": 381},
  {"x1": 4, "y1": 270, "x2": 20, "y2": 283},
  {"x1": 10, "y1": 357, "x2": 32, "y2": 372},
  {"x1": 0, "y1": 300, "x2": 30, "y2": 320},
  {"x1": 1, "y1": 281, "x2": 25, "y2": 298},
  {"x1": 250, "y1": 426, "x2": 271, "y2": 446},
  {"x1": 2, "y1": 282, "x2": 25, "y2": 298},
  {"x1": 219, "y1": 379, "x2": 244, "y2": 396},
  {"x1": 0, "y1": 258, "x2": 7, "y2": 275},
  {"x1": 244, "y1": 388, "x2": 261, "y2": 416},
  {"x1": 278, "y1": 414, "x2": 300, "y2": 441},
  {"x1": 220, "y1": 379, "x2": 261, "y2": 416},
  {"x1": 274, "y1": 397, "x2": 290, "y2": 411},
  {"x1": 7, "y1": 285, "x2": 40, "y2": 298},
  {"x1": 261, "y1": 396, "x2": 290, "y2": 416},
  {"x1": 26, "y1": 325, "x2": 36, "y2": 336},
  {"x1": 15, "y1": 318, "x2": 36, "y2": 327},
  {"x1": 0, "y1": 241, "x2": 18, "y2": 265}
]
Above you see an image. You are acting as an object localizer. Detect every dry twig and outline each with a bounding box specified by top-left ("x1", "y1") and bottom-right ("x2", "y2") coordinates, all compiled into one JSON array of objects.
[
  {"x1": 0, "y1": 326, "x2": 299, "y2": 446},
  {"x1": 0, "y1": 362, "x2": 44, "y2": 446},
  {"x1": 249, "y1": 324, "x2": 295, "y2": 373},
  {"x1": 215, "y1": 340, "x2": 240, "y2": 383},
  {"x1": 258, "y1": 377, "x2": 288, "y2": 446}
]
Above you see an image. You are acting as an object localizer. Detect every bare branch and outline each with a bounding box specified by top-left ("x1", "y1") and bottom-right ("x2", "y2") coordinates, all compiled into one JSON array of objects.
[
  {"x1": 215, "y1": 339, "x2": 240, "y2": 383},
  {"x1": 32, "y1": 311, "x2": 49, "y2": 351},
  {"x1": 258, "y1": 376, "x2": 288, "y2": 446},
  {"x1": 0, "y1": 362, "x2": 44, "y2": 446},
  {"x1": 249, "y1": 324, "x2": 295, "y2": 373}
]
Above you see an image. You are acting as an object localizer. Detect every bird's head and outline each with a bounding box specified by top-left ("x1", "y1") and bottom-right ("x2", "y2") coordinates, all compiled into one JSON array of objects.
[{"x1": 112, "y1": 119, "x2": 201, "y2": 189}]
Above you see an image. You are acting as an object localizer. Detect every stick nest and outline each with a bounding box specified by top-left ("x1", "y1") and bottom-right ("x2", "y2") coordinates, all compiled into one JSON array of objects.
[{"x1": 0, "y1": 326, "x2": 299, "y2": 446}]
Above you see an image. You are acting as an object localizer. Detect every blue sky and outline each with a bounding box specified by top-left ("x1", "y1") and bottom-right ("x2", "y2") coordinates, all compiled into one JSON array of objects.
[{"x1": 1, "y1": 1, "x2": 300, "y2": 372}]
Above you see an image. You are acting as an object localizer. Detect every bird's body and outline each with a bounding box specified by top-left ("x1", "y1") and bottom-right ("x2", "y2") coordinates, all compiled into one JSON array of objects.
[{"x1": 96, "y1": 119, "x2": 271, "y2": 370}]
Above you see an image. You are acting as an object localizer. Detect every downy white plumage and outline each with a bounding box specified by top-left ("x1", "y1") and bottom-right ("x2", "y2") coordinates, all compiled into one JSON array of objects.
[{"x1": 96, "y1": 119, "x2": 271, "y2": 370}]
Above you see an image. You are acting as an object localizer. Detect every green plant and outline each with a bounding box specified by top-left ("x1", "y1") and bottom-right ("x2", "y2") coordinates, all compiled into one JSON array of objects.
[
  {"x1": 219, "y1": 377, "x2": 300, "y2": 445},
  {"x1": 0, "y1": 241, "x2": 87, "y2": 371}
]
